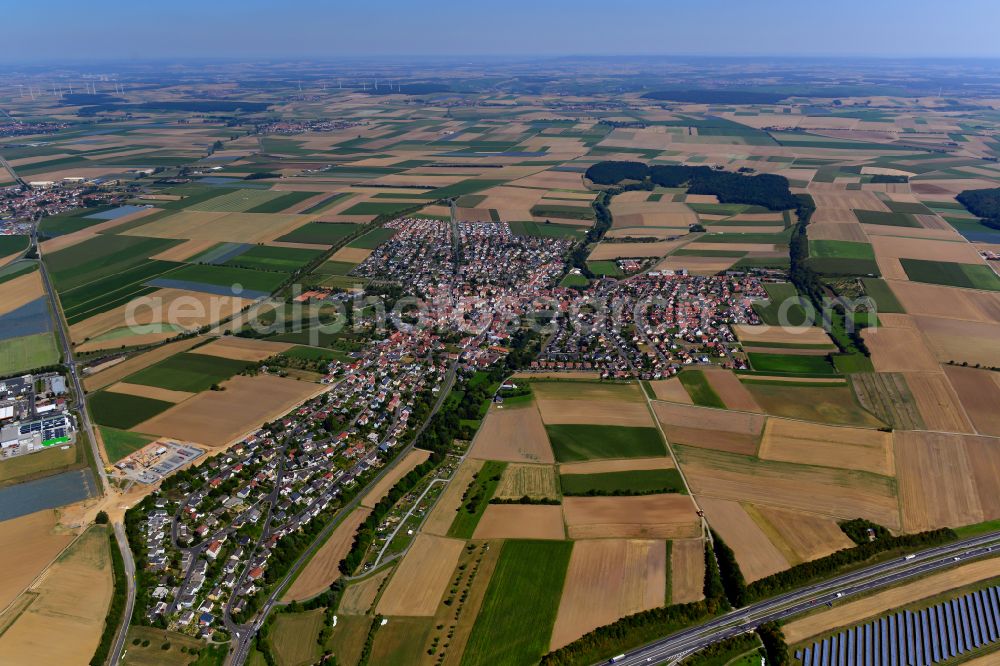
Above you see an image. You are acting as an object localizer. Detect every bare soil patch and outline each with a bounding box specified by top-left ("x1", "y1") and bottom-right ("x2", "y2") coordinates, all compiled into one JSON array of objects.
[
  {"x1": 194, "y1": 336, "x2": 294, "y2": 362},
  {"x1": 375, "y1": 534, "x2": 466, "y2": 616},
  {"x1": 550, "y1": 539, "x2": 666, "y2": 650},
  {"x1": 699, "y1": 497, "x2": 789, "y2": 582},
  {"x1": 902, "y1": 371, "x2": 975, "y2": 433},
  {"x1": 0, "y1": 510, "x2": 74, "y2": 613},
  {"x1": 943, "y1": 365, "x2": 1000, "y2": 436},
  {"x1": 104, "y1": 382, "x2": 194, "y2": 404},
  {"x1": 702, "y1": 367, "x2": 763, "y2": 412},
  {"x1": 468, "y1": 403, "x2": 554, "y2": 463},
  {"x1": 559, "y1": 456, "x2": 674, "y2": 475},
  {"x1": 562, "y1": 494, "x2": 700, "y2": 540},
  {"x1": 754, "y1": 505, "x2": 854, "y2": 564},
  {"x1": 758, "y1": 419, "x2": 894, "y2": 476},
  {"x1": 652, "y1": 401, "x2": 765, "y2": 455},
  {"x1": 284, "y1": 508, "x2": 371, "y2": 602},
  {"x1": 472, "y1": 504, "x2": 566, "y2": 540},
  {"x1": 647, "y1": 378, "x2": 693, "y2": 404},
  {"x1": 670, "y1": 538, "x2": 706, "y2": 604}
]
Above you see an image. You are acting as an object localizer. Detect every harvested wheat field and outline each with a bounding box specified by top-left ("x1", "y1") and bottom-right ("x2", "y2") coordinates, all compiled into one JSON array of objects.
[
  {"x1": 850, "y1": 372, "x2": 924, "y2": 430},
  {"x1": 132, "y1": 374, "x2": 322, "y2": 447},
  {"x1": 559, "y1": 456, "x2": 674, "y2": 475},
  {"x1": 902, "y1": 371, "x2": 975, "y2": 433},
  {"x1": 375, "y1": 534, "x2": 466, "y2": 616},
  {"x1": 675, "y1": 445, "x2": 901, "y2": 529},
  {"x1": 468, "y1": 403, "x2": 554, "y2": 463},
  {"x1": 124, "y1": 210, "x2": 315, "y2": 243},
  {"x1": 472, "y1": 504, "x2": 566, "y2": 540},
  {"x1": 913, "y1": 315, "x2": 1000, "y2": 369},
  {"x1": 194, "y1": 336, "x2": 293, "y2": 362},
  {"x1": 753, "y1": 505, "x2": 854, "y2": 564},
  {"x1": 670, "y1": 538, "x2": 706, "y2": 604},
  {"x1": 103, "y1": 382, "x2": 194, "y2": 404},
  {"x1": 562, "y1": 494, "x2": 700, "y2": 540},
  {"x1": 360, "y1": 449, "x2": 432, "y2": 508},
  {"x1": 863, "y1": 320, "x2": 940, "y2": 373},
  {"x1": 82, "y1": 336, "x2": 204, "y2": 391},
  {"x1": 0, "y1": 270, "x2": 44, "y2": 316},
  {"x1": 149, "y1": 238, "x2": 218, "y2": 262},
  {"x1": 423, "y1": 459, "x2": 484, "y2": 536},
  {"x1": 888, "y1": 280, "x2": 1000, "y2": 323},
  {"x1": 733, "y1": 324, "x2": 835, "y2": 347},
  {"x1": 870, "y1": 235, "x2": 984, "y2": 264},
  {"x1": 896, "y1": 431, "x2": 1000, "y2": 532},
  {"x1": 943, "y1": 365, "x2": 1000, "y2": 436},
  {"x1": 0, "y1": 510, "x2": 74, "y2": 612},
  {"x1": 533, "y1": 381, "x2": 651, "y2": 427},
  {"x1": 550, "y1": 539, "x2": 666, "y2": 650},
  {"x1": 700, "y1": 497, "x2": 789, "y2": 582},
  {"x1": 783, "y1": 556, "x2": 1000, "y2": 643},
  {"x1": 494, "y1": 464, "x2": 559, "y2": 500},
  {"x1": 282, "y1": 507, "x2": 372, "y2": 602},
  {"x1": 647, "y1": 378, "x2": 693, "y2": 404},
  {"x1": 701, "y1": 367, "x2": 763, "y2": 412},
  {"x1": 588, "y1": 240, "x2": 686, "y2": 261},
  {"x1": 330, "y1": 246, "x2": 372, "y2": 263},
  {"x1": 656, "y1": 255, "x2": 737, "y2": 275},
  {"x1": 338, "y1": 568, "x2": 392, "y2": 615},
  {"x1": 758, "y1": 419, "x2": 894, "y2": 476},
  {"x1": 652, "y1": 401, "x2": 765, "y2": 455},
  {"x1": 0, "y1": 526, "x2": 112, "y2": 665}
]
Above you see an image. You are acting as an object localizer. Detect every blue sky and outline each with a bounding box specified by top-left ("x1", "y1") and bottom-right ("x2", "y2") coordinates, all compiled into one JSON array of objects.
[{"x1": 9, "y1": 0, "x2": 1000, "y2": 62}]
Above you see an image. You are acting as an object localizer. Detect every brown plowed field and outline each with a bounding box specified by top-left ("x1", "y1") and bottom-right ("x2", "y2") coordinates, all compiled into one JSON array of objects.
[
  {"x1": 699, "y1": 497, "x2": 789, "y2": 583},
  {"x1": 472, "y1": 504, "x2": 566, "y2": 540},
  {"x1": 104, "y1": 382, "x2": 194, "y2": 404},
  {"x1": 652, "y1": 401, "x2": 765, "y2": 455},
  {"x1": 468, "y1": 403, "x2": 554, "y2": 463},
  {"x1": 194, "y1": 336, "x2": 293, "y2": 361},
  {"x1": 562, "y1": 494, "x2": 701, "y2": 540},
  {"x1": 733, "y1": 325, "x2": 834, "y2": 347},
  {"x1": 283, "y1": 507, "x2": 372, "y2": 601},
  {"x1": 670, "y1": 538, "x2": 706, "y2": 604},
  {"x1": 550, "y1": 539, "x2": 666, "y2": 650},
  {"x1": 754, "y1": 505, "x2": 855, "y2": 564},
  {"x1": 702, "y1": 368, "x2": 763, "y2": 412},
  {"x1": 943, "y1": 365, "x2": 1000, "y2": 436},
  {"x1": 894, "y1": 431, "x2": 997, "y2": 532},
  {"x1": 559, "y1": 456, "x2": 674, "y2": 475},
  {"x1": 783, "y1": 557, "x2": 1000, "y2": 643},
  {"x1": 494, "y1": 464, "x2": 559, "y2": 499},
  {"x1": 758, "y1": 419, "x2": 894, "y2": 476},
  {"x1": 888, "y1": 280, "x2": 1000, "y2": 324},
  {"x1": 535, "y1": 398, "x2": 653, "y2": 427},
  {"x1": 863, "y1": 320, "x2": 940, "y2": 372},
  {"x1": 902, "y1": 371, "x2": 975, "y2": 433},
  {"x1": 131, "y1": 374, "x2": 322, "y2": 447},
  {"x1": 676, "y1": 445, "x2": 901, "y2": 529},
  {"x1": 360, "y1": 448, "x2": 431, "y2": 508},
  {"x1": 422, "y1": 459, "x2": 484, "y2": 536},
  {"x1": 375, "y1": 534, "x2": 466, "y2": 616},
  {"x1": 647, "y1": 378, "x2": 694, "y2": 403}
]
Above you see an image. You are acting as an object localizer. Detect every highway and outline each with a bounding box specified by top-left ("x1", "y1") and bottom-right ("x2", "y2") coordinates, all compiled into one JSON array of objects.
[
  {"x1": 34, "y1": 233, "x2": 137, "y2": 665},
  {"x1": 607, "y1": 531, "x2": 1000, "y2": 665}
]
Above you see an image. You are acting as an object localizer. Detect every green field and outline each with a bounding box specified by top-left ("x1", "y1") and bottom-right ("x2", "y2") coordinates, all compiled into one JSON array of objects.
[
  {"x1": 586, "y1": 260, "x2": 624, "y2": 277},
  {"x1": 559, "y1": 468, "x2": 687, "y2": 496},
  {"x1": 312, "y1": 260, "x2": 357, "y2": 276},
  {"x1": 744, "y1": 382, "x2": 884, "y2": 427},
  {"x1": 341, "y1": 201, "x2": 421, "y2": 217},
  {"x1": 268, "y1": 609, "x2": 325, "y2": 666},
  {"x1": 860, "y1": 278, "x2": 905, "y2": 313},
  {"x1": 752, "y1": 282, "x2": 811, "y2": 327},
  {"x1": 677, "y1": 370, "x2": 726, "y2": 408},
  {"x1": 224, "y1": 245, "x2": 322, "y2": 272},
  {"x1": 189, "y1": 188, "x2": 287, "y2": 212},
  {"x1": 809, "y1": 240, "x2": 875, "y2": 260},
  {"x1": 0, "y1": 333, "x2": 60, "y2": 377},
  {"x1": 125, "y1": 352, "x2": 251, "y2": 392},
  {"x1": 0, "y1": 234, "x2": 30, "y2": 256},
  {"x1": 348, "y1": 227, "x2": 398, "y2": 249},
  {"x1": 62, "y1": 260, "x2": 178, "y2": 325},
  {"x1": 853, "y1": 210, "x2": 919, "y2": 227},
  {"x1": 900, "y1": 258, "x2": 1000, "y2": 291},
  {"x1": 447, "y1": 460, "x2": 507, "y2": 538},
  {"x1": 164, "y1": 264, "x2": 288, "y2": 293},
  {"x1": 560, "y1": 272, "x2": 590, "y2": 287},
  {"x1": 369, "y1": 616, "x2": 435, "y2": 666},
  {"x1": 545, "y1": 424, "x2": 666, "y2": 462},
  {"x1": 419, "y1": 178, "x2": 506, "y2": 200},
  {"x1": 245, "y1": 191, "x2": 321, "y2": 214},
  {"x1": 99, "y1": 426, "x2": 155, "y2": 462},
  {"x1": 509, "y1": 220, "x2": 588, "y2": 240},
  {"x1": 46, "y1": 234, "x2": 181, "y2": 292},
  {"x1": 530, "y1": 204, "x2": 595, "y2": 221},
  {"x1": 276, "y1": 221, "x2": 361, "y2": 245},
  {"x1": 462, "y1": 540, "x2": 573, "y2": 666},
  {"x1": 747, "y1": 352, "x2": 837, "y2": 375},
  {"x1": 282, "y1": 346, "x2": 351, "y2": 362},
  {"x1": 89, "y1": 391, "x2": 174, "y2": 429},
  {"x1": 0, "y1": 261, "x2": 37, "y2": 285}
]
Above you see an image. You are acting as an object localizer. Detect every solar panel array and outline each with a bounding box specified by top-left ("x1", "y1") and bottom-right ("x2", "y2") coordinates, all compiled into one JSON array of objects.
[
  {"x1": 794, "y1": 586, "x2": 1000, "y2": 665},
  {"x1": 18, "y1": 415, "x2": 68, "y2": 436}
]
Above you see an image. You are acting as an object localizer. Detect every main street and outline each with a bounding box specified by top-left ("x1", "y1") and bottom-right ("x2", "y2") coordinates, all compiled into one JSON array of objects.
[{"x1": 610, "y1": 531, "x2": 1000, "y2": 665}]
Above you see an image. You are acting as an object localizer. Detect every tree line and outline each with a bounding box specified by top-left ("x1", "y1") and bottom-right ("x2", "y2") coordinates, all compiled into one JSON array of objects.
[
  {"x1": 957, "y1": 187, "x2": 1000, "y2": 230},
  {"x1": 584, "y1": 161, "x2": 798, "y2": 211}
]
